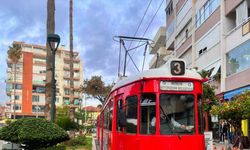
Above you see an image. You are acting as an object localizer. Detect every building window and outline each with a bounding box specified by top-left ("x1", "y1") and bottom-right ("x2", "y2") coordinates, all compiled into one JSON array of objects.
[
  {"x1": 14, "y1": 95, "x2": 20, "y2": 100},
  {"x1": 74, "y1": 99, "x2": 79, "y2": 105},
  {"x1": 32, "y1": 105, "x2": 45, "y2": 112},
  {"x1": 226, "y1": 39, "x2": 250, "y2": 76},
  {"x1": 32, "y1": 86, "x2": 45, "y2": 93},
  {"x1": 165, "y1": 1, "x2": 173, "y2": 19},
  {"x1": 64, "y1": 88, "x2": 70, "y2": 95},
  {"x1": 6, "y1": 84, "x2": 12, "y2": 92},
  {"x1": 166, "y1": 21, "x2": 174, "y2": 40},
  {"x1": 125, "y1": 96, "x2": 138, "y2": 134},
  {"x1": 64, "y1": 79, "x2": 70, "y2": 86},
  {"x1": 32, "y1": 95, "x2": 39, "y2": 102},
  {"x1": 13, "y1": 105, "x2": 22, "y2": 110},
  {"x1": 196, "y1": 0, "x2": 220, "y2": 28},
  {"x1": 199, "y1": 47, "x2": 208, "y2": 56},
  {"x1": 64, "y1": 97, "x2": 70, "y2": 105},
  {"x1": 14, "y1": 84, "x2": 22, "y2": 90}
]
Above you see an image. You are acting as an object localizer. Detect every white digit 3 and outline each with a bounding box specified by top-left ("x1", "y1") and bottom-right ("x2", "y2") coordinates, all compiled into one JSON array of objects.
[{"x1": 174, "y1": 62, "x2": 181, "y2": 74}]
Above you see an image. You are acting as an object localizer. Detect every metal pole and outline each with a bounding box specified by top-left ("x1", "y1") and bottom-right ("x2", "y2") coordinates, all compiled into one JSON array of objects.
[
  {"x1": 36, "y1": 101, "x2": 38, "y2": 118},
  {"x1": 84, "y1": 98, "x2": 86, "y2": 124},
  {"x1": 50, "y1": 49, "x2": 56, "y2": 122},
  {"x1": 121, "y1": 40, "x2": 128, "y2": 77}
]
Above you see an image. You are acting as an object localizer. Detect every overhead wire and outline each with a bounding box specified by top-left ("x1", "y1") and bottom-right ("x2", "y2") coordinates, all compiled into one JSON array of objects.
[
  {"x1": 127, "y1": 0, "x2": 165, "y2": 68},
  {"x1": 124, "y1": 0, "x2": 153, "y2": 73},
  {"x1": 127, "y1": 0, "x2": 153, "y2": 50}
]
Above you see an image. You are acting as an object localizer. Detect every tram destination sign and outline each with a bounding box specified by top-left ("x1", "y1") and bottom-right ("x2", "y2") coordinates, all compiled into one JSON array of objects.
[{"x1": 160, "y1": 81, "x2": 194, "y2": 91}]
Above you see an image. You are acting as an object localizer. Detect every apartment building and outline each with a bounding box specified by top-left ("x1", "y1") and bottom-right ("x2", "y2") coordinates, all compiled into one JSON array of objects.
[
  {"x1": 6, "y1": 41, "x2": 84, "y2": 118},
  {"x1": 150, "y1": 0, "x2": 250, "y2": 136}
]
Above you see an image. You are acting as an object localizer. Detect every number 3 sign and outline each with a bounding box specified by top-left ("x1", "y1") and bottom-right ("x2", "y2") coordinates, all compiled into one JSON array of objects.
[{"x1": 170, "y1": 60, "x2": 185, "y2": 75}]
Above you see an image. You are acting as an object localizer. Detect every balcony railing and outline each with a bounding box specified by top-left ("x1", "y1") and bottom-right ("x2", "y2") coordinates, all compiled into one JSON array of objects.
[
  {"x1": 226, "y1": 17, "x2": 250, "y2": 52},
  {"x1": 33, "y1": 80, "x2": 45, "y2": 85}
]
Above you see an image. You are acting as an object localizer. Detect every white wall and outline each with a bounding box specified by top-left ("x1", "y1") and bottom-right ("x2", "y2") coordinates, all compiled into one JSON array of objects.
[
  {"x1": 179, "y1": 48, "x2": 192, "y2": 67},
  {"x1": 195, "y1": 23, "x2": 221, "y2": 58}
]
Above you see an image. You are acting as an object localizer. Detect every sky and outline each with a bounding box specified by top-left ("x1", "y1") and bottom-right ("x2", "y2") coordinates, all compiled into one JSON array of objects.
[{"x1": 0, "y1": 0, "x2": 166, "y2": 106}]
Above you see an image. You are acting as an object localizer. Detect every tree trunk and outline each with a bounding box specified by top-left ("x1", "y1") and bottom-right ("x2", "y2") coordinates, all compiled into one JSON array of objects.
[
  {"x1": 69, "y1": 0, "x2": 75, "y2": 120},
  {"x1": 204, "y1": 111, "x2": 209, "y2": 131},
  {"x1": 45, "y1": 0, "x2": 55, "y2": 121},
  {"x1": 13, "y1": 63, "x2": 16, "y2": 119}
]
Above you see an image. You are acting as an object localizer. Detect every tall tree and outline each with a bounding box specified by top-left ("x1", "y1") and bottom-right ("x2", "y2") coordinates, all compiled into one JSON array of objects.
[
  {"x1": 79, "y1": 76, "x2": 113, "y2": 104},
  {"x1": 198, "y1": 70, "x2": 218, "y2": 131},
  {"x1": 7, "y1": 43, "x2": 22, "y2": 119},
  {"x1": 45, "y1": 0, "x2": 55, "y2": 121},
  {"x1": 69, "y1": 0, "x2": 75, "y2": 120}
]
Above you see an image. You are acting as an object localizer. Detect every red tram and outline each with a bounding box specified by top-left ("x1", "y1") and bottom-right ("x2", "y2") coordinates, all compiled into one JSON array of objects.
[{"x1": 96, "y1": 59, "x2": 205, "y2": 150}]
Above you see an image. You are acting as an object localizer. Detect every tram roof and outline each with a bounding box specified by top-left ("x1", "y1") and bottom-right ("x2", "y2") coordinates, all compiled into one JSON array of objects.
[{"x1": 112, "y1": 67, "x2": 203, "y2": 91}]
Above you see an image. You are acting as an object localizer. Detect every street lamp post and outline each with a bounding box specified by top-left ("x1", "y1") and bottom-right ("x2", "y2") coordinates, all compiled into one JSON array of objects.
[{"x1": 47, "y1": 34, "x2": 60, "y2": 122}]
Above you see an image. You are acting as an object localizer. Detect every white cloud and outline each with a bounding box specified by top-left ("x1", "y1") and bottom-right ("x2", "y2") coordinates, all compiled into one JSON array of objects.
[{"x1": 0, "y1": 0, "x2": 166, "y2": 106}]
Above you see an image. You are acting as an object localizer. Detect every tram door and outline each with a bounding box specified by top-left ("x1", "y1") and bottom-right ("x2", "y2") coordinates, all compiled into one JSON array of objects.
[
  {"x1": 114, "y1": 94, "x2": 125, "y2": 150},
  {"x1": 100, "y1": 113, "x2": 104, "y2": 150}
]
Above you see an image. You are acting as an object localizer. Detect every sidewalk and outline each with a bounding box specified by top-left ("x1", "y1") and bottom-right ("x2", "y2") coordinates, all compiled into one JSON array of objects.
[{"x1": 213, "y1": 141, "x2": 250, "y2": 150}]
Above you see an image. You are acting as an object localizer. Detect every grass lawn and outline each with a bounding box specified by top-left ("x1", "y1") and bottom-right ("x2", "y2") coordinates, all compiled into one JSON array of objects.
[{"x1": 66, "y1": 137, "x2": 92, "y2": 150}]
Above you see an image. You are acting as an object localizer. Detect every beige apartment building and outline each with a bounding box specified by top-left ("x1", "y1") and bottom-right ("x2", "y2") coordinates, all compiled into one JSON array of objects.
[
  {"x1": 150, "y1": 0, "x2": 250, "y2": 136},
  {"x1": 6, "y1": 41, "x2": 83, "y2": 118}
]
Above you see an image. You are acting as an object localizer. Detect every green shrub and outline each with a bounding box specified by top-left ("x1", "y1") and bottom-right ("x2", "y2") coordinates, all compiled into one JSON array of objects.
[
  {"x1": 56, "y1": 116, "x2": 79, "y2": 131},
  {"x1": 0, "y1": 118, "x2": 69, "y2": 150},
  {"x1": 5, "y1": 119, "x2": 12, "y2": 125},
  {"x1": 39, "y1": 144, "x2": 66, "y2": 150},
  {"x1": 68, "y1": 136, "x2": 87, "y2": 146}
]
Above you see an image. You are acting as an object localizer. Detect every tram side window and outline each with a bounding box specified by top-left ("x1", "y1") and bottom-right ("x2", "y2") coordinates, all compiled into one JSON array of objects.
[
  {"x1": 125, "y1": 96, "x2": 138, "y2": 134},
  {"x1": 104, "y1": 107, "x2": 109, "y2": 129},
  {"x1": 140, "y1": 94, "x2": 156, "y2": 134},
  {"x1": 198, "y1": 95, "x2": 204, "y2": 134},
  {"x1": 109, "y1": 100, "x2": 113, "y2": 131},
  {"x1": 116, "y1": 99, "x2": 123, "y2": 132}
]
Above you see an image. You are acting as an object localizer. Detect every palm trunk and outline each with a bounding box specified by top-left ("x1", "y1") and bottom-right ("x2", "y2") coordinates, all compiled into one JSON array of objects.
[
  {"x1": 45, "y1": 0, "x2": 55, "y2": 121},
  {"x1": 69, "y1": 0, "x2": 75, "y2": 120},
  {"x1": 13, "y1": 63, "x2": 16, "y2": 119}
]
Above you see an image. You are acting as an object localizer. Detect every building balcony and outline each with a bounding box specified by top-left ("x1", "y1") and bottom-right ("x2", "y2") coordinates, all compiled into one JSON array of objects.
[
  {"x1": 63, "y1": 94, "x2": 81, "y2": 99},
  {"x1": 6, "y1": 90, "x2": 22, "y2": 96},
  {"x1": 225, "y1": 0, "x2": 242, "y2": 15},
  {"x1": 33, "y1": 53, "x2": 47, "y2": 59},
  {"x1": 63, "y1": 66, "x2": 80, "y2": 71},
  {"x1": 33, "y1": 60, "x2": 46, "y2": 66},
  {"x1": 7, "y1": 58, "x2": 23, "y2": 63},
  {"x1": 6, "y1": 68, "x2": 22, "y2": 74},
  {"x1": 33, "y1": 80, "x2": 45, "y2": 86},
  {"x1": 226, "y1": 18, "x2": 250, "y2": 53},
  {"x1": 63, "y1": 75, "x2": 80, "y2": 81},
  {"x1": 149, "y1": 27, "x2": 166, "y2": 54},
  {"x1": 149, "y1": 47, "x2": 173, "y2": 68},
  {"x1": 175, "y1": 36, "x2": 192, "y2": 57},
  {"x1": 63, "y1": 85, "x2": 81, "y2": 90},
  {"x1": 6, "y1": 77, "x2": 23, "y2": 83},
  {"x1": 63, "y1": 57, "x2": 80, "y2": 63},
  {"x1": 6, "y1": 99, "x2": 22, "y2": 104}
]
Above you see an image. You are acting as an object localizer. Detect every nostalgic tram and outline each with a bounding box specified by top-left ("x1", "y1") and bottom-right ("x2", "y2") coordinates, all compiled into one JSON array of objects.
[{"x1": 96, "y1": 59, "x2": 205, "y2": 150}]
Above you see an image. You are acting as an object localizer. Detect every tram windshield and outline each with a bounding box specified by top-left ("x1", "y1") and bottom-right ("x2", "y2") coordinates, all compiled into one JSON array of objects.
[{"x1": 160, "y1": 94, "x2": 195, "y2": 135}]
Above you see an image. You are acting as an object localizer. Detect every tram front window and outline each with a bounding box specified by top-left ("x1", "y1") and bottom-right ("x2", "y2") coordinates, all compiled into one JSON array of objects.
[{"x1": 160, "y1": 94, "x2": 195, "y2": 135}]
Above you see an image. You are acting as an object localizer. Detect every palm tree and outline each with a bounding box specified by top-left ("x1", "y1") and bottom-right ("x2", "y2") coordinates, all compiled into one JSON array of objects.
[
  {"x1": 69, "y1": 0, "x2": 75, "y2": 120},
  {"x1": 7, "y1": 43, "x2": 22, "y2": 119},
  {"x1": 46, "y1": 0, "x2": 55, "y2": 121}
]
